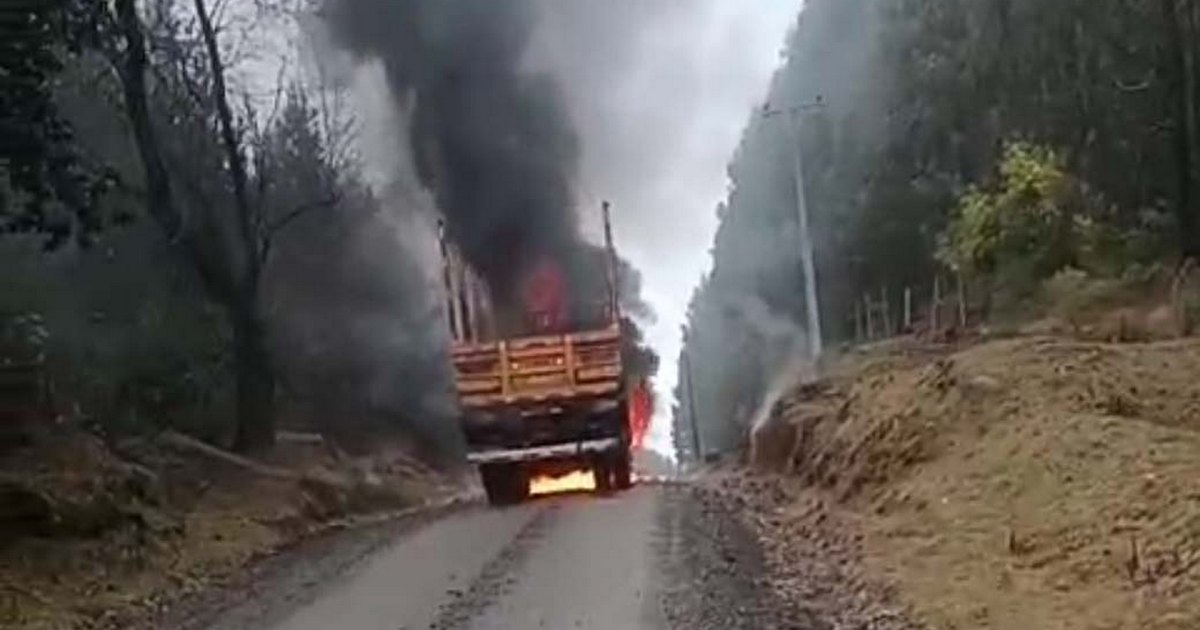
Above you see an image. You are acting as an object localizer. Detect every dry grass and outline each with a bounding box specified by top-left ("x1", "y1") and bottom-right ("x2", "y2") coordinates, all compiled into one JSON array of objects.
[
  {"x1": 0, "y1": 432, "x2": 450, "y2": 629},
  {"x1": 776, "y1": 336, "x2": 1200, "y2": 630}
]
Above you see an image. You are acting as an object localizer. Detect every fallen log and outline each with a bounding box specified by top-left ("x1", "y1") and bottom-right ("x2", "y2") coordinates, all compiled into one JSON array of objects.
[
  {"x1": 157, "y1": 431, "x2": 295, "y2": 480},
  {"x1": 276, "y1": 431, "x2": 325, "y2": 446}
]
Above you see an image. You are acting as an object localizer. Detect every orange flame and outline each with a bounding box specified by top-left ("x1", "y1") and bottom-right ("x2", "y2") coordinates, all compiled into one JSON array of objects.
[
  {"x1": 522, "y1": 258, "x2": 567, "y2": 333},
  {"x1": 629, "y1": 380, "x2": 652, "y2": 450},
  {"x1": 529, "y1": 470, "x2": 596, "y2": 496}
]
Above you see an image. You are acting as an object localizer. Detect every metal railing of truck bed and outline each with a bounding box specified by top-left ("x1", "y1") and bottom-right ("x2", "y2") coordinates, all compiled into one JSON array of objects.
[{"x1": 452, "y1": 325, "x2": 622, "y2": 408}]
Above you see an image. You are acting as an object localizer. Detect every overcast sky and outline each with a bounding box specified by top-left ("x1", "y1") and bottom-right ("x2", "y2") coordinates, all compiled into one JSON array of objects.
[{"x1": 528, "y1": 2, "x2": 800, "y2": 454}]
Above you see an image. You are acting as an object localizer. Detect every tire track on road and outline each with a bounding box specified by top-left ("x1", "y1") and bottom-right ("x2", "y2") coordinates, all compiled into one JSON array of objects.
[{"x1": 425, "y1": 503, "x2": 559, "y2": 630}]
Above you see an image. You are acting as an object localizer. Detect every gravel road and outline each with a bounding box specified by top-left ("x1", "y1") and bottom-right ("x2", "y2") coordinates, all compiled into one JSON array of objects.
[{"x1": 177, "y1": 485, "x2": 811, "y2": 630}]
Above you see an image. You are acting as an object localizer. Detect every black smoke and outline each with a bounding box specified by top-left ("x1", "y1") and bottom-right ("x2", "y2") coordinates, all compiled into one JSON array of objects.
[
  {"x1": 324, "y1": 0, "x2": 591, "y2": 319},
  {"x1": 322, "y1": 0, "x2": 659, "y2": 413},
  {"x1": 323, "y1": 0, "x2": 658, "y2": 377}
]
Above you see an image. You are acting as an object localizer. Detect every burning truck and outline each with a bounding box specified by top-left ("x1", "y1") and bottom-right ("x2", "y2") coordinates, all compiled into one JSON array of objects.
[{"x1": 439, "y1": 203, "x2": 647, "y2": 505}]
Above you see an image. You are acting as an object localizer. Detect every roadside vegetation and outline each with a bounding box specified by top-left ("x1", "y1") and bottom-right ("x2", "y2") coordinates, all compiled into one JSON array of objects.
[
  {"x1": 677, "y1": 2, "x2": 1200, "y2": 629},
  {"x1": 2, "y1": 3, "x2": 460, "y2": 627},
  {"x1": 672, "y1": 0, "x2": 1200, "y2": 458}
]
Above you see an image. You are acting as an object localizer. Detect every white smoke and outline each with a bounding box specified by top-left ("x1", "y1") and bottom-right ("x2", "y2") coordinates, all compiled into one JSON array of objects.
[{"x1": 726, "y1": 295, "x2": 815, "y2": 435}]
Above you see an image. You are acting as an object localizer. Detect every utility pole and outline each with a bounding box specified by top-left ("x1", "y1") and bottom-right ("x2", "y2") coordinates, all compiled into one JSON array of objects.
[
  {"x1": 764, "y1": 98, "x2": 825, "y2": 361},
  {"x1": 601, "y1": 201, "x2": 620, "y2": 325},
  {"x1": 680, "y1": 329, "x2": 703, "y2": 463}
]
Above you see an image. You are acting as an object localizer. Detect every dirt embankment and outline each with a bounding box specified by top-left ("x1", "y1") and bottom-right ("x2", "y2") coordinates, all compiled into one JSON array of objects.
[
  {"x1": 736, "y1": 335, "x2": 1200, "y2": 630},
  {"x1": 0, "y1": 429, "x2": 463, "y2": 630}
]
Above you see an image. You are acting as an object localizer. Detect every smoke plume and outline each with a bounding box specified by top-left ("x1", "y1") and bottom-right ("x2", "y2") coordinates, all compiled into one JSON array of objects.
[
  {"x1": 324, "y1": 0, "x2": 593, "y2": 318},
  {"x1": 729, "y1": 295, "x2": 815, "y2": 436},
  {"x1": 322, "y1": 0, "x2": 658, "y2": 389}
]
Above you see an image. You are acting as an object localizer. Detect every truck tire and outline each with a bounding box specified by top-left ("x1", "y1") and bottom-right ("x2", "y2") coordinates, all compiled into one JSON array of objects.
[
  {"x1": 480, "y1": 464, "x2": 528, "y2": 506},
  {"x1": 508, "y1": 465, "x2": 530, "y2": 503},
  {"x1": 613, "y1": 450, "x2": 633, "y2": 490},
  {"x1": 593, "y1": 458, "x2": 612, "y2": 493},
  {"x1": 479, "y1": 464, "x2": 508, "y2": 506}
]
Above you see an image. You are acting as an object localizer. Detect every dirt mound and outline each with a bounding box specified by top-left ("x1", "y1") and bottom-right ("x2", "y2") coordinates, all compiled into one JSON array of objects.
[
  {"x1": 761, "y1": 336, "x2": 1200, "y2": 630},
  {"x1": 0, "y1": 429, "x2": 456, "y2": 629}
]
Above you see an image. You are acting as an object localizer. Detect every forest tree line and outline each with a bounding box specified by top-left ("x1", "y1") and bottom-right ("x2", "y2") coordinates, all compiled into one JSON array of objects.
[
  {"x1": 1, "y1": 0, "x2": 659, "y2": 460},
  {"x1": 1, "y1": 1, "x2": 457, "y2": 455},
  {"x1": 673, "y1": 0, "x2": 1200, "y2": 459}
]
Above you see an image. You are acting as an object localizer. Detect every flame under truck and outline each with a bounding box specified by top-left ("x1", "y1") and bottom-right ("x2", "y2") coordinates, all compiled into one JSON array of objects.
[{"x1": 439, "y1": 203, "x2": 635, "y2": 505}]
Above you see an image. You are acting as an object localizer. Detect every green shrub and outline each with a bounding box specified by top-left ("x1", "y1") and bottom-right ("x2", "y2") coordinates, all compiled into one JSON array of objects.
[
  {"x1": 1042, "y1": 268, "x2": 1128, "y2": 330},
  {"x1": 939, "y1": 141, "x2": 1176, "y2": 319},
  {"x1": 938, "y1": 142, "x2": 1079, "y2": 282},
  {"x1": 1076, "y1": 206, "x2": 1174, "y2": 277}
]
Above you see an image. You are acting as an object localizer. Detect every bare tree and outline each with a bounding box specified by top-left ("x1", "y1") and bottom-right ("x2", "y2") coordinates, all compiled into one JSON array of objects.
[
  {"x1": 109, "y1": 0, "x2": 340, "y2": 451},
  {"x1": 1161, "y1": 0, "x2": 1200, "y2": 259}
]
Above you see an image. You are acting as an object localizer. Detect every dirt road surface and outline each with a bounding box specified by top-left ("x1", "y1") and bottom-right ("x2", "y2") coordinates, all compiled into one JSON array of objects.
[{"x1": 178, "y1": 485, "x2": 811, "y2": 630}]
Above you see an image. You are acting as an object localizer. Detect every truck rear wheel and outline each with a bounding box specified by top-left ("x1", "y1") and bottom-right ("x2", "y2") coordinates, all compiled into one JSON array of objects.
[
  {"x1": 479, "y1": 464, "x2": 508, "y2": 505},
  {"x1": 480, "y1": 463, "x2": 528, "y2": 506},
  {"x1": 509, "y1": 465, "x2": 530, "y2": 503},
  {"x1": 613, "y1": 451, "x2": 633, "y2": 490},
  {"x1": 593, "y1": 458, "x2": 612, "y2": 493}
]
